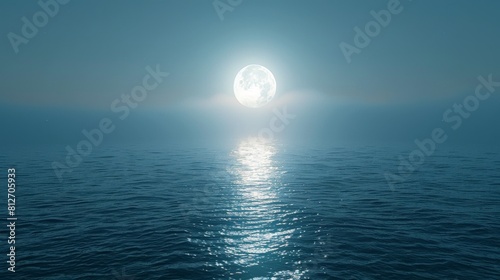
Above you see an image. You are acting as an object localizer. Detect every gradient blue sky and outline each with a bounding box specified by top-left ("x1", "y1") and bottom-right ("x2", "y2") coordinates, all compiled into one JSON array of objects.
[{"x1": 1, "y1": 0, "x2": 499, "y2": 147}]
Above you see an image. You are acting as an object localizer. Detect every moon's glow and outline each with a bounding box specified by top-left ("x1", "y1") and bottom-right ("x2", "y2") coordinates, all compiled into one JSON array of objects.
[{"x1": 233, "y1": 64, "x2": 276, "y2": 108}]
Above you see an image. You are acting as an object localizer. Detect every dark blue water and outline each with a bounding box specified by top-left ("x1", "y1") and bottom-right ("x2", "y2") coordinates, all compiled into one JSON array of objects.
[{"x1": 2, "y1": 139, "x2": 500, "y2": 279}]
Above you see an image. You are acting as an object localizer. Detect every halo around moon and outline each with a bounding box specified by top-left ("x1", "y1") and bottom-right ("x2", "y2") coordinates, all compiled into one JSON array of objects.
[{"x1": 233, "y1": 64, "x2": 276, "y2": 108}]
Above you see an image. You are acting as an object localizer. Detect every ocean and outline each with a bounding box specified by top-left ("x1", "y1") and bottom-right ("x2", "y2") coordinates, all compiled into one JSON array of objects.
[{"x1": 3, "y1": 139, "x2": 500, "y2": 279}]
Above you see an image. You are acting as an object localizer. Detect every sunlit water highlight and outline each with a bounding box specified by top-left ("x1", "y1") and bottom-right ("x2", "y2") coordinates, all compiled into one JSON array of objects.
[{"x1": 4, "y1": 139, "x2": 500, "y2": 279}]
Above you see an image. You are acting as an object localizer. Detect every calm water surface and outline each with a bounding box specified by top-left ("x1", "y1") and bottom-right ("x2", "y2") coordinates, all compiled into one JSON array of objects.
[{"x1": 3, "y1": 139, "x2": 500, "y2": 279}]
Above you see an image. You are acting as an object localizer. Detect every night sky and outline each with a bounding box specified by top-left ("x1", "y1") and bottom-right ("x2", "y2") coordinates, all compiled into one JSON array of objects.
[{"x1": 1, "y1": 0, "x2": 499, "y2": 148}]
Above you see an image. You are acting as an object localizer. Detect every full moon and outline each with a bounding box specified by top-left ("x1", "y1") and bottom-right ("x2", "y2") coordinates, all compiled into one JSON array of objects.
[{"x1": 233, "y1": 64, "x2": 277, "y2": 108}]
